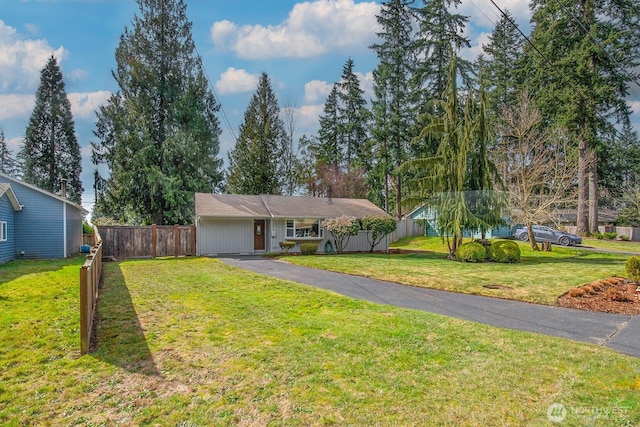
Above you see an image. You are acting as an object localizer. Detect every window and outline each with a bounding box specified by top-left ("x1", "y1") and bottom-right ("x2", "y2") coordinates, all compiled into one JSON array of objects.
[
  {"x1": 0, "y1": 221, "x2": 7, "y2": 242},
  {"x1": 286, "y1": 219, "x2": 323, "y2": 239}
]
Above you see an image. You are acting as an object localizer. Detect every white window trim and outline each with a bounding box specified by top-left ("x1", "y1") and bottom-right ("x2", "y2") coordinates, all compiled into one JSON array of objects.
[{"x1": 0, "y1": 221, "x2": 7, "y2": 242}]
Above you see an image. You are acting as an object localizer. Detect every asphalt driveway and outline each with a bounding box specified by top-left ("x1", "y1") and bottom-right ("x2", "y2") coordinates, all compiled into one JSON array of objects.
[{"x1": 219, "y1": 255, "x2": 640, "y2": 359}]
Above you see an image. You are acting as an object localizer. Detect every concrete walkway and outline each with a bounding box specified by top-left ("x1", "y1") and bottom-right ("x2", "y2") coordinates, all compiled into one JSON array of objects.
[{"x1": 219, "y1": 256, "x2": 640, "y2": 359}]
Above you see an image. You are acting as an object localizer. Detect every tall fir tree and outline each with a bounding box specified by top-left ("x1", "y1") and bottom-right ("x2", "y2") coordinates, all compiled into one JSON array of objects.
[
  {"x1": 315, "y1": 85, "x2": 342, "y2": 168},
  {"x1": 411, "y1": 0, "x2": 472, "y2": 113},
  {"x1": 369, "y1": 0, "x2": 416, "y2": 218},
  {"x1": 226, "y1": 72, "x2": 288, "y2": 195},
  {"x1": 20, "y1": 55, "x2": 82, "y2": 203},
  {"x1": 479, "y1": 9, "x2": 524, "y2": 123},
  {"x1": 525, "y1": 0, "x2": 640, "y2": 233},
  {"x1": 0, "y1": 129, "x2": 19, "y2": 177},
  {"x1": 337, "y1": 58, "x2": 370, "y2": 172},
  {"x1": 92, "y1": 0, "x2": 223, "y2": 225}
]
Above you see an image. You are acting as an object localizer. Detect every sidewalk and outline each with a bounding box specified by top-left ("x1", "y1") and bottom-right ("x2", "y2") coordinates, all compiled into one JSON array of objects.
[{"x1": 219, "y1": 256, "x2": 640, "y2": 359}]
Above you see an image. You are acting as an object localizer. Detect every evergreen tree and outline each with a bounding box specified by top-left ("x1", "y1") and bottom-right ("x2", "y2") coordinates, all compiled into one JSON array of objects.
[
  {"x1": 0, "y1": 129, "x2": 19, "y2": 177},
  {"x1": 92, "y1": 0, "x2": 223, "y2": 225},
  {"x1": 479, "y1": 9, "x2": 524, "y2": 122},
  {"x1": 20, "y1": 55, "x2": 82, "y2": 203},
  {"x1": 337, "y1": 58, "x2": 370, "y2": 172},
  {"x1": 315, "y1": 85, "x2": 342, "y2": 168},
  {"x1": 525, "y1": 0, "x2": 640, "y2": 233},
  {"x1": 226, "y1": 72, "x2": 287, "y2": 195},
  {"x1": 412, "y1": 0, "x2": 472, "y2": 109},
  {"x1": 369, "y1": 0, "x2": 416, "y2": 218}
]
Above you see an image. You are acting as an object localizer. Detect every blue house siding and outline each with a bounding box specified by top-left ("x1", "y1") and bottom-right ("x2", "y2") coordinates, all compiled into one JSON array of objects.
[
  {"x1": 0, "y1": 195, "x2": 16, "y2": 263},
  {"x1": 0, "y1": 174, "x2": 86, "y2": 260},
  {"x1": 13, "y1": 185, "x2": 65, "y2": 259},
  {"x1": 65, "y1": 203, "x2": 84, "y2": 257}
]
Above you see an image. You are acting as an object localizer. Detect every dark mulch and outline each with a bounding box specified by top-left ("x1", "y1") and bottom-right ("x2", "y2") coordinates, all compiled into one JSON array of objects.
[{"x1": 557, "y1": 278, "x2": 640, "y2": 315}]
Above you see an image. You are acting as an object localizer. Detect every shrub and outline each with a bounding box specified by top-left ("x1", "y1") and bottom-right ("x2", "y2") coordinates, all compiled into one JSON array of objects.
[
  {"x1": 594, "y1": 232, "x2": 604, "y2": 240},
  {"x1": 488, "y1": 240, "x2": 521, "y2": 263},
  {"x1": 322, "y1": 215, "x2": 360, "y2": 254},
  {"x1": 625, "y1": 256, "x2": 640, "y2": 282},
  {"x1": 300, "y1": 243, "x2": 318, "y2": 255},
  {"x1": 279, "y1": 241, "x2": 295, "y2": 254},
  {"x1": 82, "y1": 222, "x2": 94, "y2": 234},
  {"x1": 455, "y1": 242, "x2": 486, "y2": 263},
  {"x1": 604, "y1": 231, "x2": 617, "y2": 240},
  {"x1": 362, "y1": 215, "x2": 396, "y2": 252},
  {"x1": 620, "y1": 235, "x2": 630, "y2": 241}
]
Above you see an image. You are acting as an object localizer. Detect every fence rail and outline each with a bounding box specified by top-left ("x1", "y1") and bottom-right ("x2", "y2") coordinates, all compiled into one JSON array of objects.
[
  {"x1": 80, "y1": 229, "x2": 103, "y2": 355},
  {"x1": 98, "y1": 224, "x2": 196, "y2": 259},
  {"x1": 390, "y1": 218, "x2": 426, "y2": 242}
]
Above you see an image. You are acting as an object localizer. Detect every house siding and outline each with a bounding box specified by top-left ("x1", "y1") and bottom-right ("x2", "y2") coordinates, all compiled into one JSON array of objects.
[
  {"x1": 0, "y1": 195, "x2": 15, "y2": 263},
  {"x1": 197, "y1": 218, "x2": 257, "y2": 255},
  {"x1": 13, "y1": 186, "x2": 65, "y2": 259},
  {"x1": 65, "y1": 203, "x2": 84, "y2": 257}
]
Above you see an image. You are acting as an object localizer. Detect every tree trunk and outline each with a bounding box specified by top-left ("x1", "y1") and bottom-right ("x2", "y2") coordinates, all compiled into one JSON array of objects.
[
  {"x1": 527, "y1": 224, "x2": 539, "y2": 251},
  {"x1": 576, "y1": 136, "x2": 589, "y2": 235},
  {"x1": 588, "y1": 149, "x2": 598, "y2": 234}
]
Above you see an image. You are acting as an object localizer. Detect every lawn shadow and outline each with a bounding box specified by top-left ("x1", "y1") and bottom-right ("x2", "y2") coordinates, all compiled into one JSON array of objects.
[{"x1": 90, "y1": 262, "x2": 159, "y2": 376}]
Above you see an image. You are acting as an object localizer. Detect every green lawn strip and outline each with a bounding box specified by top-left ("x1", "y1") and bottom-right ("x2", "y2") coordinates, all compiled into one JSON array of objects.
[
  {"x1": 1, "y1": 257, "x2": 638, "y2": 425},
  {"x1": 580, "y1": 237, "x2": 640, "y2": 253},
  {"x1": 284, "y1": 236, "x2": 627, "y2": 305}
]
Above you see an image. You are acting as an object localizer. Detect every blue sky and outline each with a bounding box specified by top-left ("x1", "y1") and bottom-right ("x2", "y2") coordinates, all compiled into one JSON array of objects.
[{"x1": 0, "y1": 0, "x2": 637, "y2": 213}]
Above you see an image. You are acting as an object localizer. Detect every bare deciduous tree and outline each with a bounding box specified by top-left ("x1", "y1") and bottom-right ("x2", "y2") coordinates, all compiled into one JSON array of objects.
[{"x1": 496, "y1": 91, "x2": 577, "y2": 250}]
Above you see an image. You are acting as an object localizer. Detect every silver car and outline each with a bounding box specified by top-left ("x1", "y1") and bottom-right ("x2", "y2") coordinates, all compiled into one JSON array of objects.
[{"x1": 513, "y1": 225, "x2": 582, "y2": 246}]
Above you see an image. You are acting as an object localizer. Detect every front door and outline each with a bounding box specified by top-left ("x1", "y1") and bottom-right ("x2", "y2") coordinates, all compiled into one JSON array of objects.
[{"x1": 254, "y1": 220, "x2": 266, "y2": 251}]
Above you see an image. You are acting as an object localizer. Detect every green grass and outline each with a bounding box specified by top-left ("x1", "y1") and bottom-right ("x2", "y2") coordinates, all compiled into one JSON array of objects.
[
  {"x1": 0, "y1": 256, "x2": 639, "y2": 425},
  {"x1": 285, "y1": 236, "x2": 629, "y2": 305},
  {"x1": 581, "y1": 237, "x2": 640, "y2": 253}
]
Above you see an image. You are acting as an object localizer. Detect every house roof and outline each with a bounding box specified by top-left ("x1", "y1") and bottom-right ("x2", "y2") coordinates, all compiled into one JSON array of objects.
[
  {"x1": 0, "y1": 183, "x2": 23, "y2": 211},
  {"x1": 0, "y1": 172, "x2": 88, "y2": 214},
  {"x1": 195, "y1": 193, "x2": 391, "y2": 219}
]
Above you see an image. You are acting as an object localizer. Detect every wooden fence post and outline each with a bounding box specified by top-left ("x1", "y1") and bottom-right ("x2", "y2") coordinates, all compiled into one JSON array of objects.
[
  {"x1": 174, "y1": 224, "x2": 179, "y2": 257},
  {"x1": 190, "y1": 224, "x2": 196, "y2": 256},
  {"x1": 152, "y1": 224, "x2": 157, "y2": 258}
]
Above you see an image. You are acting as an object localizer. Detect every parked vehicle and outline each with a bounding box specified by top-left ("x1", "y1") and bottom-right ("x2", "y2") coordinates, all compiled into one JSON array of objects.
[{"x1": 512, "y1": 225, "x2": 582, "y2": 246}]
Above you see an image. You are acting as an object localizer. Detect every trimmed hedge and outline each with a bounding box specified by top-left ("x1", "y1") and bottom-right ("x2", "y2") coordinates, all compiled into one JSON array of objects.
[
  {"x1": 488, "y1": 240, "x2": 521, "y2": 263},
  {"x1": 300, "y1": 243, "x2": 318, "y2": 255},
  {"x1": 455, "y1": 242, "x2": 486, "y2": 263}
]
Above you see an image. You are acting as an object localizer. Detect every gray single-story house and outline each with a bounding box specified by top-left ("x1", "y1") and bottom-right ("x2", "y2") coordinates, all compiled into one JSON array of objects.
[
  {"x1": 195, "y1": 193, "x2": 392, "y2": 255},
  {"x1": 0, "y1": 172, "x2": 87, "y2": 262}
]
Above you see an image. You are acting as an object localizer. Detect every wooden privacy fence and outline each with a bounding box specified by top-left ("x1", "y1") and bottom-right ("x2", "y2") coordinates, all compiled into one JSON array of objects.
[
  {"x1": 80, "y1": 233, "x2": 103, "y2": 355},
  {"x1": 390, "y1": 218, "x2": 426, "y2": 242},
  {"x1": 98, "y1": 224, "x2": 196, "y2": 259}
]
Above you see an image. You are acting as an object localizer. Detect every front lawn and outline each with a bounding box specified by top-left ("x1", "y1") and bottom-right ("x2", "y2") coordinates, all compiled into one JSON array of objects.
[
  {"x1": 285, "y1": 236, "x2": 629, "y2": 305},
  {"x1": 0, "y1": 257, "x2": 638, "y2": 425}
]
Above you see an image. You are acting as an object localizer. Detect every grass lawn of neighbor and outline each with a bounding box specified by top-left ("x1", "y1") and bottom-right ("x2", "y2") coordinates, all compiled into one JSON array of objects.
[{"x1": 0, "y1": 256, "x2": 638, "y2": 426}]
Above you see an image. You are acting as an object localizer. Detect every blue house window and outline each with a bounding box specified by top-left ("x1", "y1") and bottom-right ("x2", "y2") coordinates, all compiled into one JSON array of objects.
[{"x1": 0, "y1": 221, "x2": 6, "y2": 242}]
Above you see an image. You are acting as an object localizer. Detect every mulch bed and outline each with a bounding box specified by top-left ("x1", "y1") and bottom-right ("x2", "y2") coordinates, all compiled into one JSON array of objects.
[{"x1": 557, "y1": 277, "x2": 640, "y2": 315}]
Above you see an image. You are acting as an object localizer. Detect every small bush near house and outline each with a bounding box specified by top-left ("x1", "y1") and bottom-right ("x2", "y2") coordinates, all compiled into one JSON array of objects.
[
  {"x1": 82, "y1": 222, "x2": 94, "y2": 234},
  {"x1": 488, "y1": 240, "x2": 521, "y2": 263},
  {"x1": 625, "y1": 256, "x2": 640, "y2": 282},
  {"x1": 594, "y1": 232, "x2": 604, "y2": 240},
  {"x1": 455, "y1": 242, "x2": 486, "y2": 263},
  {"x1": 604, "y1": 232, "x2": 617, "y2": 240},
  {"x1": 279, "y1": 241, "x2": 295, "y2": 254},
  {"x1": 620, "y1": 235, "x2": 630, "y2": 241},
  {"x1": 300, "y1": 243, "x2": 318, "y2": 255}
]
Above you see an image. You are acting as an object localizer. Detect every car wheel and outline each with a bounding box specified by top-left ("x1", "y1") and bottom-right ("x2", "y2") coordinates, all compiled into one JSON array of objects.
[
  {"x1": 518, "y1": 233, "x2": 529, "y2": 241},
  {"x1": 558, "y1": 236, "x2": 570, "y2": 246}
]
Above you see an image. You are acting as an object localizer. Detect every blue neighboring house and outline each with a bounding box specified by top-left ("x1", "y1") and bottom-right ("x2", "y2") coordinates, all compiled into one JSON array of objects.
[
  {"x1": 0, "y1": 172, "x2": 88, "y2": 262},
  {"x1": 407, "y1": 204, "x2": 513, "y2": 238}
]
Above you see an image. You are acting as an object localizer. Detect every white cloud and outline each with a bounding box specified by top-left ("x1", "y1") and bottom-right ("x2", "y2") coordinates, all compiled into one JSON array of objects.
[
  {"x1": 7, "y1": 136, "x2": 24, "y2": 153},
  {"x1": 462, "y1": 31, "x2": 491, "y2": 62},
  {"x1": 215, "y1": 67, "x2": 260, "y2": 95},
  {"x1": 460, "y1": 0, "x2": 531, "y2": 31},
  {"x1": 0, "y1": 20, "x2": 67, "y2": 92},
  {"x1": 0, "y1": 94, "x2": 34, "y2": 120},
  {"x1": 210, "y1": 0, "x2": 380, "y2": 59},
  {"x1": 68, "y1": 91, "x2": 111, "y2": 119},
  {"x1": 355, "y1": 71, "x2": 374, "y2": 102},
  {"x1": 66, "y1": 68, "x2": 89, "y2": 83},
  {"x1": 304, "y1": 80, "x2": 333, "y2": 103},
  {"x1": 0, "y1": 91, "x2": 110, "y2": 122}
]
